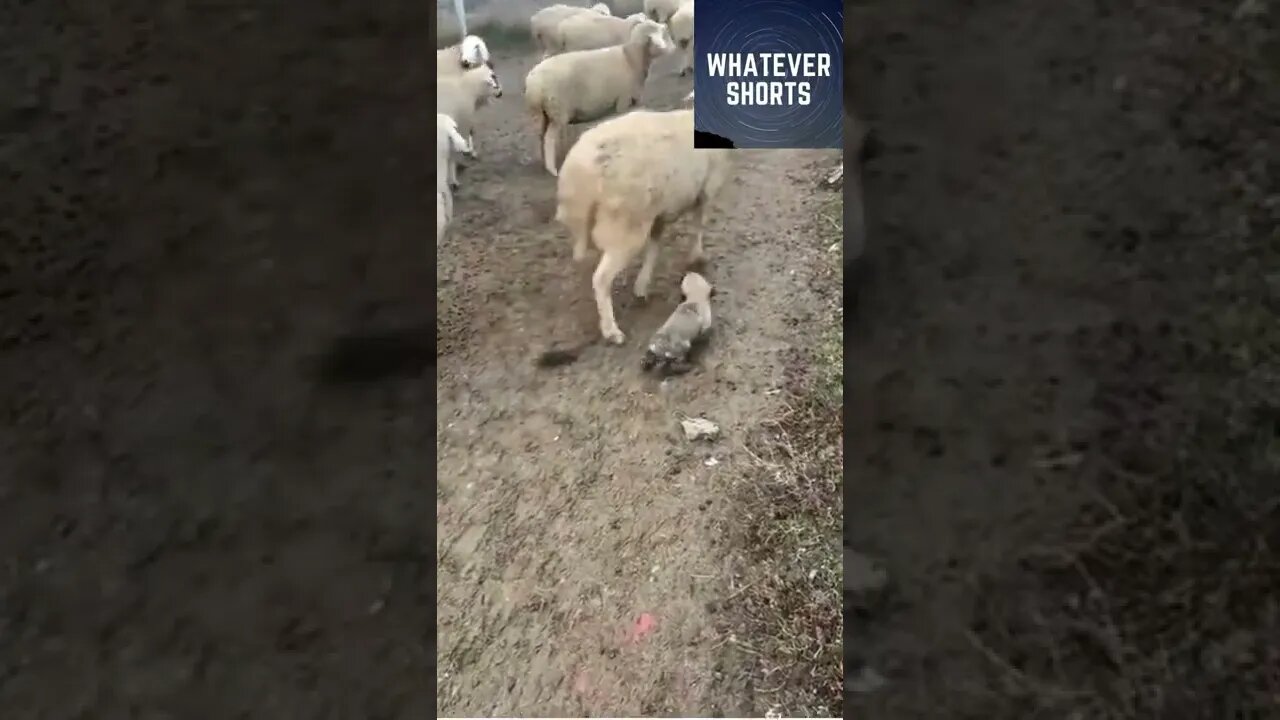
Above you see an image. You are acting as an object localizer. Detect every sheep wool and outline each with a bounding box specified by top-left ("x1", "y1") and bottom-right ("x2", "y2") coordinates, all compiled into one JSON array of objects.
[
  {"x1": 436, "y1": 113, "x2": 472, "y2": 220},
  {"x1": 547, "y1": 11, "x2": 648, "y2": 55},
  {"x1": 643, "y1": 0, "x2": 682, "y2": 24},
  {"x1": 529, "y1": 4, "x2": 612, "y2": 57},
  {"x1": 437, "y1": 35, "x2": 490, "y2": 76},
  {"x1": 436, "y1": 65, "x2": 503, "y2": 155},
  {"x1": 668, "y1": 1, "x2": 695, "y2": 75},
  {"x1": 525, "y1": 19, "x2": 674, "y2": 176},
  {"x1": 554, "y1": 109, "x2": 733, "y2": 344}
]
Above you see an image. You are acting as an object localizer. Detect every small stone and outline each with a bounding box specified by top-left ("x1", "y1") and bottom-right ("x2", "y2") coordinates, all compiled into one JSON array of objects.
[{"x1": 681, "y1": 417, "x2": 720, "y2": 441}]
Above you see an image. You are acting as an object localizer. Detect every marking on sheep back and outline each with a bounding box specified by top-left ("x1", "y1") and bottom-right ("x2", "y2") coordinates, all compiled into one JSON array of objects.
[{"x1": 693, "y1": 0, "x2": 843, "y2": 149}]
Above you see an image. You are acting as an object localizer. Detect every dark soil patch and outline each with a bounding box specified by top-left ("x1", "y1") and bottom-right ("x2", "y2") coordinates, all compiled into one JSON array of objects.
[{"x1": 848, "y1": 0, "x2": 1279, "y2": 716}]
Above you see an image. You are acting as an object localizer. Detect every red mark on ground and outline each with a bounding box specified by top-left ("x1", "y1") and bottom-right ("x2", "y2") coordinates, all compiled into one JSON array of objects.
[
  {"x1": 573, "y1": 669, "x2": 590, "y2": 695},
  {"x1": 628, "y1": 612, "x2": 657, "y2": 643}
]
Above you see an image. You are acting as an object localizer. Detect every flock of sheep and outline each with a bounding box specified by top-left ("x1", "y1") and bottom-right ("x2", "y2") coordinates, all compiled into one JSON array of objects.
[{"x1": 436, "y1": 0, "x2": 728, "y2": 348}]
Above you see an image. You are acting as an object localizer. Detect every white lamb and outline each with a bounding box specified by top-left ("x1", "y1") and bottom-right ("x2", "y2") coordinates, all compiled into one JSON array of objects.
[
  {"x1": 436, "y1": 64, "x2": 503, "y2": 159},
  {"x1": 436, "y1": 35, "x2": 490, "y2": 76},
  {"x1": 668, "y1": 1, "x2": 694, "y2": 75},
  {"x1": 546, "y1": 11, "x2": 649, "y2": 55},
  {"x1": 554, "y1": 108, "x2": 733, "y2": 344},
  {"x1": 530, "y1": 3, "x2": 613, "y2": 57},
  {"x1": 436, "y1": 113, "x2": 473, "y2": 242},
  {"x1": 643, "y1": 0, "x2": 682, "y2": 24},
  {"x1": 525, "y1": 19, "x2": 674, "y2": 176}
]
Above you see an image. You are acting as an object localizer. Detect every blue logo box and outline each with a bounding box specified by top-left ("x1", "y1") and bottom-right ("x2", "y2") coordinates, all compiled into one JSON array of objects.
[{"x1": 693, "y1": 0, "x2": 844, "y2": 149}]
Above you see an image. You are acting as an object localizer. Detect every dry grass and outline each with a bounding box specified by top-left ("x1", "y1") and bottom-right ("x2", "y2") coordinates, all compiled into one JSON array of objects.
[{"x1": 722, "y1": 193, "x2": 844, "y2": 717}]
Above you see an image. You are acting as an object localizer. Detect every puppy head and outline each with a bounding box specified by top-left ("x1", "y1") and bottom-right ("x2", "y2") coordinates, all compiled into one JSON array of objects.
[
  {"x1": 680, "y1": 272, "x2": 713, "y2": 303},
  {"x1": 590, "y1": 2, "x2": 612, "y2": 15}
]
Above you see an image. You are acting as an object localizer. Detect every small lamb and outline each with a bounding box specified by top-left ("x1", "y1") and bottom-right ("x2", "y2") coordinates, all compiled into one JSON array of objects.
[
  {"x1": 436, "y1": 64, "x2": 503, "y2": 159},
  {"x1": 641, "y1": 272, "x2": 715, "y2": 375},
  {"x1": 437, "y1": 35, "x2": 491, "y2": 76}
]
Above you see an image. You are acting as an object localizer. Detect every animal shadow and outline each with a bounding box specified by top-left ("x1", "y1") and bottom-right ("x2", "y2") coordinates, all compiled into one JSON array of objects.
[{"x1": 313, "y1": 323, "x2": 435, "y2": 384}]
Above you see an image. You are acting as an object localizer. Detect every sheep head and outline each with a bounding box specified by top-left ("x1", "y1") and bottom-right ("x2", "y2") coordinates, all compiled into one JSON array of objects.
[{"x1": 459, "y1": 35, "x2": 490, "y2": 68}]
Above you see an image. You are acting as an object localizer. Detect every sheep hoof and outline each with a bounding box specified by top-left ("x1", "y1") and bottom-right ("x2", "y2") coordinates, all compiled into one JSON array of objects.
[{"x1": 601, "y1": 327, "x2": 626, "y2": 345}]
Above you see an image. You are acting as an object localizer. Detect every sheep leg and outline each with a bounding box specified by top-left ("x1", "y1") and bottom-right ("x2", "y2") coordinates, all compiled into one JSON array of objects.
[
  {"x1": 633, "y1": 216, "x2": 666, "y2": 298},
  {"x1": 593, "y1": 245, "x2": 638, "y2": 345},
  {"x1": 542, "y1": 123, "x2": 560, "y2": 176},
  {"x1": 632, "y1": 242, "x2": 658, "y2": 300},
  {"x1": 688, "y1": 198, "x2": 709, "y2": 262}
]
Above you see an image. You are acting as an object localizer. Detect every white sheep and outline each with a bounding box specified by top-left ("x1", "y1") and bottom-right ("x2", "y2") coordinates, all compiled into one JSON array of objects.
[
  {"x1": 668, "y1": 1, "x2": 694, "y2": 75},
  {"x1": 436, "y1": 64, "x2": 503, "y2": 159},
  {"x1": 436, "y1": 113, "x2": 473, "y2": 241},
  {"x1": 525, "y1": 19, "x2": 674, "y2": 176},
  {"x1": 554, "y1": 108, "x2": 733, "y2": 344},
  {"x1": 529, "y1": 3, "x2": 613, "y2": 57},
  {"x1": 436, "y1": 35, "x2": 491, "y2": 76},
  {"x1": 643, "y1": 0, "x2": 682, "y2": 24},
  {"x1": 546, "y1": 11, "x2": 649, "y2": 55}
]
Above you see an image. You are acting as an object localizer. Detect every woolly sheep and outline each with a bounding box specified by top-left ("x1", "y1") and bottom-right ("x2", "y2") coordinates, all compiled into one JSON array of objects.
[
  {"x1": 554, "y1": 108, "x2": 732, "y2": 344},
  {"x1": 525, "y1": 19, "x2": 674, "y2": 176},
  {"x1": 436, "y1": 64, "x2": 503, "y2": 158},
  {"x1": 436, "y1": 113, "x2": 473, "y2": 241},
  {"x1": 668, "y1": 1, "x2": 694, "y2": 75},
  {"x1": 437, "y1": 35, "x2": 491, "y2": 76},
  {"x1": 530, "y1": 3, "x2": 613, "y2": 57},
  {"x1": 643, "y1": 0, "x2": 682, "y2": 24},
  {"x1": 546, "y1": 11, "x2": 649, "y2": 55}
]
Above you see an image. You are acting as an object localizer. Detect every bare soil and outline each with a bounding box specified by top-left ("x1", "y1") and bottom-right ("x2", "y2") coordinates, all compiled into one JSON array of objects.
[
  {"x1": 848, "y1": 0, "x2": 1279, "y2": 717},
  {"x1": 435, "y1": 45, "x2": 839, "y2": 715},
  {"x1": 1, "y1": 1, "x2": 839, "y2": 717}
]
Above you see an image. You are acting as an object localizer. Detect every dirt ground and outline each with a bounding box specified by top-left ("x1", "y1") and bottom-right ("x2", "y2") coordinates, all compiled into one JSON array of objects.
[
  {"x1": 434, "y1": 45, "x2": 838, "y2": 718},
  {"x1": 3, "y1": 0, "x2": 1275, "y2": 717},
  {"x1": 0, "y1": 1, "x2": 838, "y2": 717},
  {"x1": 848, "y1": 0, "x2": 1278, "y2": 717}
]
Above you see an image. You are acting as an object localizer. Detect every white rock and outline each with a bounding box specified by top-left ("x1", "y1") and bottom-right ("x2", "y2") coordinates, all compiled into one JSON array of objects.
[{"x1": 681, "y1": 417, "x2": 720, "y2": 441}]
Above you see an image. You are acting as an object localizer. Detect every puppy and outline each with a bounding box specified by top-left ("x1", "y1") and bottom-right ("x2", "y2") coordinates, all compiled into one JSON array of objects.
[{"x1": 641, "y1": 271, "x2": 714, "y2": 375}]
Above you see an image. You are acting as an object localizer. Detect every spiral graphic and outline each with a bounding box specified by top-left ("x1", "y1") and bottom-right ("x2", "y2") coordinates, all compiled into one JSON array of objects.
[{"x1": 694, "y1": 0, "x2": 844, "y2": 149}]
